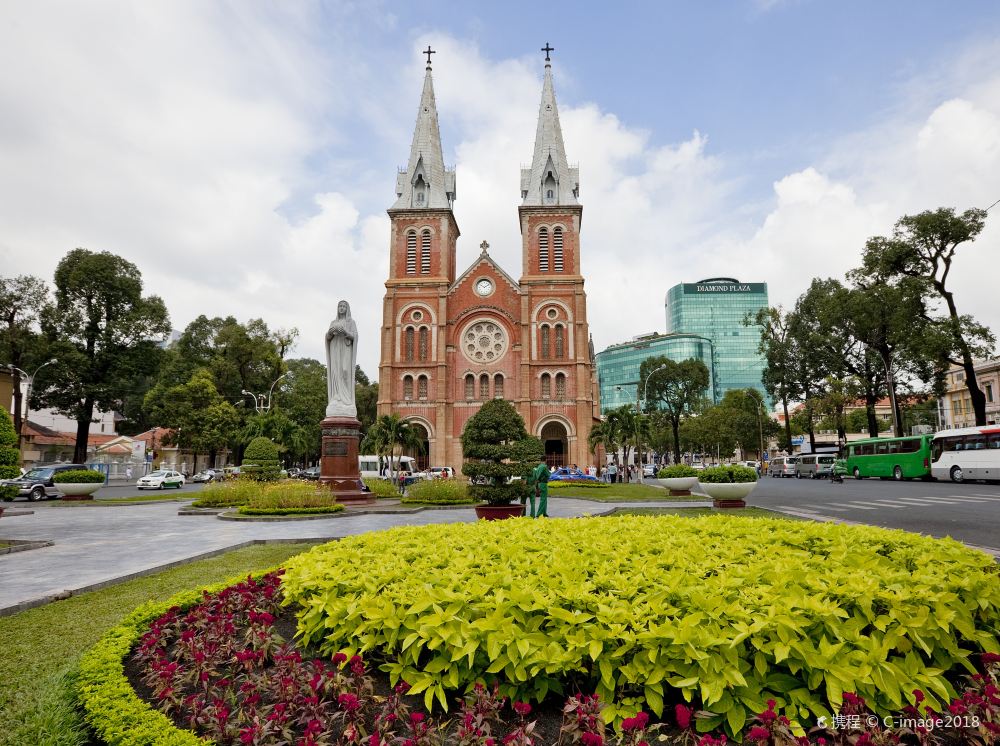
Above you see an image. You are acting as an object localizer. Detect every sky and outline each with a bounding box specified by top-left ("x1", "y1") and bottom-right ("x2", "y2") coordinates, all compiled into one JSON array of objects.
[{"x1": 2, "y1": 0, "x2": 999, "y2": 379}]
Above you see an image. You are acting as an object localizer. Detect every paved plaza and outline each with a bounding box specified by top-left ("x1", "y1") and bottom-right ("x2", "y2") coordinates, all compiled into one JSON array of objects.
[{"x1": 0, "y1": 497, "x2": 705, "y2": 615}]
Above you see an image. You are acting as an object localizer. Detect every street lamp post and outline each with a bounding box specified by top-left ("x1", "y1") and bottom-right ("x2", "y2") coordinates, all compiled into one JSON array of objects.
[
  {"x1": 4, "y1": 358, "x2": 57, "y2": 447},
  {"x1": 637, "y1": 364, "x2": 669, "y2": 483},
  {"x1": 241, "y1": 373, "x2": 288, "y2": 414}
]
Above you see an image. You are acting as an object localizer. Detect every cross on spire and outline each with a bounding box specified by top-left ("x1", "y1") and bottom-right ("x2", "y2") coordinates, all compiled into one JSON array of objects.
[
  {"x1": 480, "y1": 240, "x2": 490, "y2": 254},
  {"x1": 423, "y1": 45, "x2": 436, "y2": 67},
  {"x1": 541, "y1": 43, "x2": 554, "y2": 62}
]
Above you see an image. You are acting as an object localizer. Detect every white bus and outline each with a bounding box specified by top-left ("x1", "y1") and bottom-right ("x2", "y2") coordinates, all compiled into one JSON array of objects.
[{"x1": 931, "y1": 426, "x2": 1000, "y2": 483}]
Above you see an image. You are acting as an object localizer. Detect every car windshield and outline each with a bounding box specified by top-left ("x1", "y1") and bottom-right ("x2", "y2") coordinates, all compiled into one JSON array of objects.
[
  {"x1": 24, "y1": 468, "x2": 54, "y2": 480},
  {"x1": 146, "y1": 471, "x2": 168, "y2": 477}
]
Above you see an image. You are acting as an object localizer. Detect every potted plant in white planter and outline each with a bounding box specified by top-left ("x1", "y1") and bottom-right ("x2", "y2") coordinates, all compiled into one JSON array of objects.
[
  {"x1": 656, "y1": 464, "x2": 700, "y2": 496},
  {"x1": 53, "y1": 469, "x2": 105, "y2": 500},
  {"x1": 698, "y1": 465, "x2": 758, "y2": 508}
]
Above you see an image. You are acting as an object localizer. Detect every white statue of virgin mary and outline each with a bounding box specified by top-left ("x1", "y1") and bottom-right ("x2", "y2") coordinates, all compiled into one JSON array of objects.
[{"x1": 325, "y1": 300, "x2": 358, "y2": 417}]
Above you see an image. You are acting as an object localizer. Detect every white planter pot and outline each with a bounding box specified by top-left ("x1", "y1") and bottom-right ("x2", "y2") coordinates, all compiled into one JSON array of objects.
[
  {"x1": 57, "y1": 482, "x2": 102, "y2": 497},
  {"x1": 699, "y1": 482, "x2": 756, "y2": 501},
  {"x1": 662, "y1": 476, "x2": 699, "y2": 493}
]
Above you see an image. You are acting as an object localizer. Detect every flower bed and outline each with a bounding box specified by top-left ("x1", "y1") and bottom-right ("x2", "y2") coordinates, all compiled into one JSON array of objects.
[
  {"x1": 549, "y1": 480, "x2": 610, "y2": 490},
  {"x1": 79, "y1": 559, "x2": 1000, "y2": 744},
  {"x1": 401, "y1": 479, "x2": 477, "y2": 505},
  {"x1": 362, "y1": 477, "x2": 401, "y2": 498},
  {"x1": 282, "y1": 516, "x2": 1000, "y2": 733}
]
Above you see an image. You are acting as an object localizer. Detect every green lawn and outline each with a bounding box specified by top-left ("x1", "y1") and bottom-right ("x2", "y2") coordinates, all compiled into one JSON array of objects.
[
  {"x1": 0, "y1": 541, "x2": 318, "y2": 746},
  {"x1": 0, "y1": 541, "x2": 11, "y2": 550},
  {"x1": 52, "y1": 493, "x2": 195, "y2": 505},
  {"x1": 550, "y1": 481, "x2": 709, "y2": 501}
]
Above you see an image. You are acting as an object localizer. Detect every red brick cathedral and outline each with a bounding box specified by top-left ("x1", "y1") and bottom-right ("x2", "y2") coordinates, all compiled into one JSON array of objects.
[{"x1": 377, "y1": 51, "x2": 600, "y2": 470}]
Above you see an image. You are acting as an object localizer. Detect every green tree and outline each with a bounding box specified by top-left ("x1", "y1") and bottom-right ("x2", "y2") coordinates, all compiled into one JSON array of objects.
[
  {"x1": 276, "y1": 358, "x2": 327, "y2": 465},
  {"x1": 459, "y1": 399, "x2": 542, "y2": 505},
  {"x1": 0, "y1": 407, "x2": 20, "y2": 499},
  {"x1": 845, "y1": 407, "x2": 872, "y2": 435},
  {"x1": 0, "y1": 275, "x2": 50, "y2": 445},
  {"x1": 143, "y1": 369, "x2": 241, "y2": 467},
  {"x1": 37, "y1": 249, "x2": 170, "y2": 463},
  {"x1": 749, "y1": 307, "x2": 799, "y2": 451},
  {"x1": 859, "y1": 207, "x2": 995, "y2": 425},
  {"x1": 355, "y1": 365, "x2": 379, "y2": 436},
  {"x1": 604, "y1": 405, "x2": 645, "y2": 481},
  {"x1": 362, "y1": 413, "x2": 425, "y2": 482},
  {"x1": 639, "y1": 356, "x2": 710, "y2": 465},
  {"x1": 587, "y1": 419, "x2": 619, "y2": 476}
]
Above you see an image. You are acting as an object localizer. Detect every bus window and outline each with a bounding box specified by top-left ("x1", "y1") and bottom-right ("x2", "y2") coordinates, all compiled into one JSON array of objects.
[
  {"x1": 989, "y1": 435, "x2": 1000, "y2": 450},
  {"x1": 860, "y1": 444, "x2": 872, "y2": 456},
  {"x1": 876, "y1": 442, "x2": 889, "y2": 455},
  {"x1": 887, "y1": 441, "x2": 900, "y2": 454},
  {"x1": 966, "y1": 436, "x2": 986, "y2": 450},
  {"x1": 899, "y1": 440, "x2": 918, "y2": 453}
]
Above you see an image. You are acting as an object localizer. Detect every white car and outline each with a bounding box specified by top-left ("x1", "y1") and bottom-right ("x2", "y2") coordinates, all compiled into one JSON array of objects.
[
  {"x1": 425, "y1": 466, "x2": 455, "y2": 480},
  {"x1": 136, "y1": 470, "x2": 186, "y2": 490}
]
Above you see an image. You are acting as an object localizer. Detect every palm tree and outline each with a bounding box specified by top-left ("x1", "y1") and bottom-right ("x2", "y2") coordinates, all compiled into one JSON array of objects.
[
  {"x1": 361, "y1": 414, "x2": 425, "y2": 484},
  {"x1": 605, "y1": 406, "x2": 643, "y2": 482},
  {"x1": 588, "y1": 419, "x2": 617, "y2": 478}
]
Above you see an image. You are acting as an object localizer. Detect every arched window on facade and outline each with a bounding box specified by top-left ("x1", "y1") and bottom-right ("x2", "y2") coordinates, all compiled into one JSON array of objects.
[
  {"x1": 403, "y1": 375, "x2": 413, "y2": 400},
  {"x1": 405, "y1": 231, "x2": 417, "y2": 274},
  {"x1": 493, "y1": 374, "x2": 504, "y2": 399},
  {"x1": 417, "y1": 375, "x2": 428, "y2": 400},
  {"x1": 404, "y1": 327, "x2": 415, "y2": 362},
  {"x1": 418, "y1": 327, "x2": 429, "y2": 361},
  {"x1": 553, "y1": 227, "x2": 564, "y2": 272},
  {"x1": 538, "y1": 227, "x2": 549, "y2": 272},
  {"x1": 420, "y1": 230, "x2": 431, "y2": 274},
  {"x1": 554, "y1": 324, "x2": 565, "y2": 358},
  {"x1": 541, "y1": 373, "x2": 551, "y2": 399},
  {"x1": 540, "y1": 325, "x2": 550, "y2": 359},
  {"x1": 479, "y1": 374, "x2": 490, "y2": 400},
  {"x1": 555, "y1": 372, "x2": 566, "y2": 399},
  {"x1": 465, "y1": 374, "x2": 475, "y2": 400}
]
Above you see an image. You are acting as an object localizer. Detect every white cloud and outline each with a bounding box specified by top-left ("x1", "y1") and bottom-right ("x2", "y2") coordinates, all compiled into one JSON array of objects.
[{"x1": 1, "y1": 4, "x2": 998, "y2": 388}]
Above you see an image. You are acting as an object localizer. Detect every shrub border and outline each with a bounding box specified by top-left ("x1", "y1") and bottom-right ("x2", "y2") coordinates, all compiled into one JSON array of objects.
[
  {"x1": 76, "y1": 567, "x2": 288, "y2": 745},
  {"x1": 237, "y1": 505, "x2": 345, "y2": 516}
]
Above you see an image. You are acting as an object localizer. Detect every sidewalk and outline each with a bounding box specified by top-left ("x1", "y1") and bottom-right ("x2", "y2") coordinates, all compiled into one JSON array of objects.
[{"x1": 0, "y1": 497, "x2": 706, "y2": 615}]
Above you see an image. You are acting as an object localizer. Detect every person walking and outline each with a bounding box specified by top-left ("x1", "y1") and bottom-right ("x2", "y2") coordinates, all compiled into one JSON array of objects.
[
  {"x1": 125, "y1": 465, "x2": 133, "y2": 482},
  {"x1": 607, "y1": 462, "x2": 617, "y2": 484}
]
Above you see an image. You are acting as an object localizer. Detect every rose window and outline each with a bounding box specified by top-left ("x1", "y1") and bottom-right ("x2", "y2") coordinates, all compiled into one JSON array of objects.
[{"x1": 462, "y1": 320, "x2": 508, "y2": 363}]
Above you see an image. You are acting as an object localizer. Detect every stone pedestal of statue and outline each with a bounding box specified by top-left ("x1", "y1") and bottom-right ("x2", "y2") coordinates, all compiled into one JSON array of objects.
[{"x1": 319, "y1": 416, "x2": 374, "y2": 504}]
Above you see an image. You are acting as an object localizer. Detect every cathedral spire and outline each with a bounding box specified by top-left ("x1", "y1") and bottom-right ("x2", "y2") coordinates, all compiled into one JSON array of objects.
[
  {"x1": 521, "y1": 47, "x2": 579, "y2": 206},
  {"x1": 393, "y1": 49, "x2": 456, "y2": 210}
]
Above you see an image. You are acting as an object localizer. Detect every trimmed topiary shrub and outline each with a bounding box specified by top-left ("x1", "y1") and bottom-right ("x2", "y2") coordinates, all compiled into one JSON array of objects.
[
  {"x1": 52, "y1": 469, "x2": 105, "y2": 483},
  {"x1": 283, "y1": 516, "x2": 1000, "y2": 733},
  {"x1": 0, "y1": 407, "x2": 20, "y2": 500},
  {"x1": 400, "y1": 478, "x2": 475, "y2": 505},
  {"x1": 460, "y1": 399, "x2": 543, "y2": 505},
  {"x1": 241, "y1": 437, "x2": 281, "y2": 482},
  {"x1": 698, "y1": 464, "x2": 758, "y2": 483},
  {"x1": 657, "y1": 464, "x2": 698, "y2": 479}
]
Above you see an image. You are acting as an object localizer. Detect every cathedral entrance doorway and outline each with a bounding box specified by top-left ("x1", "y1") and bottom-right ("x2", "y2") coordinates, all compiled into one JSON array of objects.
[
  {"x1": 408, "y1": 421, "x2": 430, "y2": 471},
  {"x1": 540, "y1": 421, "x2": 568, "y2": 468}
]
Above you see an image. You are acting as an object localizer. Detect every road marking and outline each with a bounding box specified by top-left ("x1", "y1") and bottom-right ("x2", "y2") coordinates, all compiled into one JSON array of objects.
[
  {"x1": 829, "y1": 502, "x2": 879, "y2": 510},
  {"x1": 965, "y1": 494, "x2": 1000, "y2": 500},
  {"x1": 892, "y1": 497, "x2": 962, "y2": 505},
  {"x1": 938, "y1": 495, "x2": 993, "y2": 502},
  {"x1": 866, "y1": 500, "x2": 915, "y2": 508},
  {"x1": 800, "y1": 504, "x2": 847, "y2": 511}
]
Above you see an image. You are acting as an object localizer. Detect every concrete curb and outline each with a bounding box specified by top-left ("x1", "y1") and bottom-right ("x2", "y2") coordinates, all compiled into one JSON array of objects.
[{"x1": 0, "y1": 539, "x2": 53, "y2": 555}]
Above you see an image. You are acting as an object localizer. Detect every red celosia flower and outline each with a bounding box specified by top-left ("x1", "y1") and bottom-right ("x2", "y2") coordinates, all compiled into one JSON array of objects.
[
  {"x1": 746, "y1": 726, "x2": 771, "y2": 742},
  {"x1": 514, "y1": 701, "x2": 532, "y2": 716},
  {"x1": 676, "y1": 704, "x2": 693, "y2": 730},
  {"x1": 332, "y1": 652, "x2": 347, "y2": 665},
  {"x1": 411, "y1": 712, "x2": 425, "y2": 723},
  {"x1": 581, "y1": 733, "x2": 604, "y2": 746}
]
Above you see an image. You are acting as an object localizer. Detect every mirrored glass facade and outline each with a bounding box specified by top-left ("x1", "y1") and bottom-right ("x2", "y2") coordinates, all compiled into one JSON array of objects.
[
  {"x1": 665, "y1": 278, "x2": 768, "y2": 404},
  {"x1": 596, "y1": 333, "x2": 714, "y2": 413}
]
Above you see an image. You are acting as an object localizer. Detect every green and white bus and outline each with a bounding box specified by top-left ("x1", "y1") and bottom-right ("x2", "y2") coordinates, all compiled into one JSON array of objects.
[{"x1": 844, "y1": 434, "x2": 934, "y2": 481}]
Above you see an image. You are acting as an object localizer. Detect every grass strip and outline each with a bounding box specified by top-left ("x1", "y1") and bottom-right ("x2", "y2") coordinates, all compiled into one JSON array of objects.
[
  {"x1": 0, "y1": 541, "x2": 317, "y2": 746},
  {"x1": 551, "y1": 481, "x2": 708, "y2": 501}
]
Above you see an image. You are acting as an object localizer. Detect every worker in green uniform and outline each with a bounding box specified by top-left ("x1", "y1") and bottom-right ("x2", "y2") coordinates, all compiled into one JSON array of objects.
[{"x1": 528, "y1": 459, "x2": 551, "y2": 518}]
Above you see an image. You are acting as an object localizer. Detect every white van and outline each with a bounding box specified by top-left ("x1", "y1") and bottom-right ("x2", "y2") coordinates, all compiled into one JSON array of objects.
[{"x1": 358, "y1": 455, "x2": 416, "y2": 480}]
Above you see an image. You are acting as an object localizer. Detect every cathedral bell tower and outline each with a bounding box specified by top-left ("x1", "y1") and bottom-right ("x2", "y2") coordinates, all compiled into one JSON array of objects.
[
  {"x1": 517, "y1": 44, "x2": 595, "y2": 469},
  {"x1": 378, "y1": 47, "x2": 458, "y2": 455}
]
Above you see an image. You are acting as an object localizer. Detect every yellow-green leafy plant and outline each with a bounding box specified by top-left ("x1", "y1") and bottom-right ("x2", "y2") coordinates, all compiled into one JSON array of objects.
[
  {"x1": 363, "y1": 477, "x2": 400, "y2": 498},
  {"x1": 281, "y1": 516, "x2": 1000, "y2": 734},
  {"x1": 401, "y1": 479, "x2": 475, "y2": 505}
]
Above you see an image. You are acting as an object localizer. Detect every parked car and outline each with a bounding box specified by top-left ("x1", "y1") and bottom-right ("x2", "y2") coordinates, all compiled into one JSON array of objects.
[
  {"x1": 191, "y1": 470, "x2": 217, "y2": 483},
  {"x1": 795, "y1": 454, "x2": 836, "y2": 479},
  {"x1": 767, "y1": 456, "x2": 798, "y2": 478},
  {"x1": 425, "y1": 466, "x2": 455, "y2": 480},
  {"x1": 301, "y1": 466, "x2": 321, "y2": 480},
  {"x1": 1, "y1": 463, "x2": 89, "y2": 501},
  {"x1": 137, "y1": 470, "x2": 186, "y2": 490},
  {"x1": 549, "y1": 467, "x2": 599, "y2": 482},
  {"x1": 642, "y1": 464, "x2": 657, "y2": 477},
  {"x1": 286, "y1": 467, "x2": 303, "y2": 478}
]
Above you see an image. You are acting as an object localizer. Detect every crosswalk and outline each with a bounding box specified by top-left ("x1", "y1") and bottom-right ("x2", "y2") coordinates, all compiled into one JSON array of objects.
[{"x1": 779, "y1": 493, "x2": 1000, "y2": 514}]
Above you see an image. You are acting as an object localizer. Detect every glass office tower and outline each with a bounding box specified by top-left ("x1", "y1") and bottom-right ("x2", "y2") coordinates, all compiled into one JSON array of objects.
[
  {"x1": 665, "y1": 277, "x2": 768, "y2": 404},
  {"x1": 595, "y1": 332, "x2": 714, "y2": 413}
]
